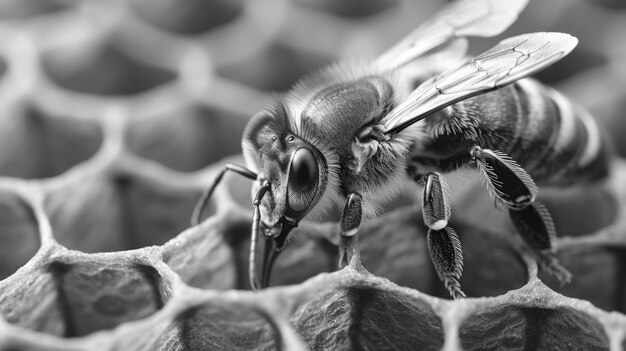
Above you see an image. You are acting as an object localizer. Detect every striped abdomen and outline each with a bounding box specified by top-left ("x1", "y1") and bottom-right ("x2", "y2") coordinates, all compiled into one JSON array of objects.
[{"x1": 415, "y1": 78, "x2": 610, "y2": 185}]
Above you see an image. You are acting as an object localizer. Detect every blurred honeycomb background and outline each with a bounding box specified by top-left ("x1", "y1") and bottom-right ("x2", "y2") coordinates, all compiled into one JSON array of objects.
[{"x1": 0, "y1": 0, "x2": 625, "y2": 350}]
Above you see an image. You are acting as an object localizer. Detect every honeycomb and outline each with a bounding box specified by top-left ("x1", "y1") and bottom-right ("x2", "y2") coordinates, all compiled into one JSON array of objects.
[{"x1": 0, "y1": 0, "x2": 625, "y2": 350}]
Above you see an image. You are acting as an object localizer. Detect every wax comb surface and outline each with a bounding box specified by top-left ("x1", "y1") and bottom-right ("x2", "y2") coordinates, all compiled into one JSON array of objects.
[{"x1": 0, "y1": 0, "x2": 625, "y2": 350}]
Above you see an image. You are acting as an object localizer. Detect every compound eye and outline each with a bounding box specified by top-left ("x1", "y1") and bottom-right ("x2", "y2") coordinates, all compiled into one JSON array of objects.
[{"x1": 287, "y1": 148, "x2": 319, "y2": 213}]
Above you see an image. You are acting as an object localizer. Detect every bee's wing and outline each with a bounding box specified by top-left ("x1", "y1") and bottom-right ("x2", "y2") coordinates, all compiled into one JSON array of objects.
[
  {"x1": 382, "y1": 32, "x2": 578, "y2": 135},
  {"x1": 375, "y1": 0, "x2": 528, "y2": 70}
]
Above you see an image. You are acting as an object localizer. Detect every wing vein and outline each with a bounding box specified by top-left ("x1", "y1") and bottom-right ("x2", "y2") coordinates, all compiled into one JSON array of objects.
[{"x1": 382, "y1": 32, "x2": 578, "y2": 134}]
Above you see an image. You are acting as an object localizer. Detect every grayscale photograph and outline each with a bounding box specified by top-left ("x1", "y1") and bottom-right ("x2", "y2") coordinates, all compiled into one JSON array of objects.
[{"x1": 0, "y1": 0, "x2": 624, "y2": 350}]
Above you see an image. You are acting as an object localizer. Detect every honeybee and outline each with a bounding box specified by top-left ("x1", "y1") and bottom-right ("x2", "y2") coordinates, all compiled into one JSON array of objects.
[{"x1": 192, "y1": 0, "x2": 611, "y2": 298}]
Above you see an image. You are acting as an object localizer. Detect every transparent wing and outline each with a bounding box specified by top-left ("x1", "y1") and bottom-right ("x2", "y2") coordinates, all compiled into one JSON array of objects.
[
  {"x1": 382, "y1": 32, "x2": 578, "y2": 134},
  {"x1": 375, "y1": 0, "x2": 528, "y2": 70}
]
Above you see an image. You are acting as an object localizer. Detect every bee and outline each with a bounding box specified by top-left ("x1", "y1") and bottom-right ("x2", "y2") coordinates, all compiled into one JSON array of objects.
[{"x1": 191, "y1": 0, "x2": 611, "y2": 298}]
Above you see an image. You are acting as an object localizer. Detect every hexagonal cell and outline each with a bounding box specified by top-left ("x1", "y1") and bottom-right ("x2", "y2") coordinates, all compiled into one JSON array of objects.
[
  {"x1": 0, "y1": 191, "x2": 40, "y2": 280},
  {"x1": 216, "y1": 43, "x2": 332, "y2": 92},
  {"x1": 174, "y1": 200, "x2": 526, "y2": 295},
  {"x1": 184, "y1": 195, "x2": 434, "y2": 291},
  {"x1": 41, "y1": 41, "x2": 176, "y2": 96},
  {"x1": 44, "y1": 171, "x2": 201, "y2": 253},
  {"x1": 129, "y1": 0, "x2": 244, "y2": 35},
  {"x1": 163, "y1": 219, "x2": 238, "y2": 290},
  {"x1": 261, "y1": 225, "x2": 338, "y2": 288},
  {"x1": 170, "y1": 207, "x2": 428, "y2": 291},
  {"x1": 453, "y1": 220, "x2": 528, "y2": 299},
  {"x1": 540, "y1": 246, "x2": 625, "y2": 312},
  {"x1": 0, "y1": 104, "x2": 103, "y2": 179},
  {"x1": 172, "y1": 216, "x2": 338, "y2": 290},
  {"x1": 291, "y1": 285, "x2": 444, "y2": 350},
  {"x1": 0, "y1": 0, "x2": 69, "y2": 19},
  {"x1": 295, "y1": 0, "x2": 398, "y2": 18},
  {"x1": 459, "y1": 305, "x2": 610, "y2": 351},
  {"x1": 359, "y1": 205, "x2": 526, "y2": 298},
  {"x1": 0, "y1": 259, "x2": 168, "y2": 337},
  {"x1": 359, "y1": 207, "x2": 436, "y2": 293},
  {"x1": 115, "y1": 299, "x2": 280, "y2": 350},
  {"x1": 176, "y1": 301, "x2": 280, "y2": 350},
  {"x1": 125, "y1": 104, "x2": 249, "y2": 172}
]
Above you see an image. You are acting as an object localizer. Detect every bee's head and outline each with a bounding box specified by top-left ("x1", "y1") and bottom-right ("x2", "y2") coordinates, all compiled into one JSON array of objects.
[{"x1": 242, "y1": 102, "x2": 330, "y2": 288}]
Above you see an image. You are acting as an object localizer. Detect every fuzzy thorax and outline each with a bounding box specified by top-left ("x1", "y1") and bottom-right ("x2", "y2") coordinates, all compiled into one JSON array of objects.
[{"x1": 342, "y1": 123, "x2": 418, "y2": 219}]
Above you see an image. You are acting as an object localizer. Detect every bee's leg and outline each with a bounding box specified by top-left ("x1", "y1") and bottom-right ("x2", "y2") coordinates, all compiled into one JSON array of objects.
[
  {"x1": 338, "y1": 193, "x2": 362, "y2": 269},
  {"x1": 469, "y1": 146, "x2": 572, "y2": 284},
  {"x1": 508, "y1": 202, "x2": 572, "y2": 284},
  {"x1": 422, "y1": 172, "x2": 466, "y2": 299},
  {"x1": 191, "y1": 163, "x2": 257, "y2": 226}
]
